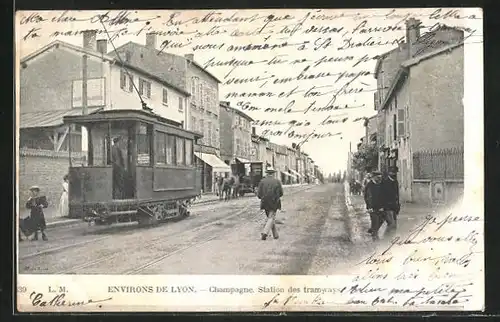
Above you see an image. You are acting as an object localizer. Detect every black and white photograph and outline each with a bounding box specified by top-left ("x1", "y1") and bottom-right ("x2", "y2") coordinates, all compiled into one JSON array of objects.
[{"x1": 15, "y1": 8, "x2": 483, "y2": 312}]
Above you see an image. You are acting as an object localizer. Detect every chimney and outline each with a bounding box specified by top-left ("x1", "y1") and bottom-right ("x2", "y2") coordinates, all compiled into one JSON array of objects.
[
  {"x1": 405, "y1": 18, "x2": 421, "y2": 58},
  {"x1": 146, "y1": 32, "x2": 157, "y2": 49},
  {"x1": 82, "y1": 30, "x2": 97, "y2": 51},
  {"x1": 185, "y1": 54, "x2": 194, "y2": 61},
  {"x1": 252, "y1": 127, "x2": 256, "y2": 135},
  {"x1": 96, "y1": 39, "x2": 107, "y2": 54}
]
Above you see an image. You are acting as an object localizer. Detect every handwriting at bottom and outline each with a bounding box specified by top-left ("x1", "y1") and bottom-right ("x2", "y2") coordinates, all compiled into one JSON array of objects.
[{"x1": 29, "y1": 292, "x2": 112, "y2": 307}]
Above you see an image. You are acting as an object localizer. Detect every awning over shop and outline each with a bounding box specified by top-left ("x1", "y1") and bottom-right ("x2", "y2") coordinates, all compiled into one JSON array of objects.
[
  {"x1": 281, "y1": 171, "x2": 294, "y2": 178},
  {"x1": 289, "y1": 169, "x2": 301, "y2": 177},
  {"x1": 235, "y1": 157, "x2": 252, "y2": 163},
  {"x1": 20, "y1": 108, "x2": 102, "y2": 129},
  {"x1": 195, "y1": 152, "x2": 231, "y2": 172}
]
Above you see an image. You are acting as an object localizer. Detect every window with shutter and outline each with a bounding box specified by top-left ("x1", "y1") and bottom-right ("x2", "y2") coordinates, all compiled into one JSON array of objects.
[
  {"x1": 191, "y1": 77, "x2": 196, "y2": 97},
  {"x1": 138, "y1": 79, "x2": 151, "y2": 98},
  {"x1": 120, "y1": 70, "x2": 127, "y2": 89},
  {"x1": 128, "y1": 75, "x2": 134, "y2": 92},
  {"x1": 162, "y1": 89, "x2": 168, "y2": 105},
  {"x1": 178, "y1": 97, "x2": 183, "y2": 112},
  {"x1": 393, "y1": 114, "x2": 397, "y2": 140},
  {"x1": 397, "y1": 108, "x2": 405, "y2": 137}
]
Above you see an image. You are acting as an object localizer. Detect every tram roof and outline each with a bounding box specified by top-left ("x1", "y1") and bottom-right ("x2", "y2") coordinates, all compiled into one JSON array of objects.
[{"x1": 63, "y1": 109, "x2": 202, "y2": 138}]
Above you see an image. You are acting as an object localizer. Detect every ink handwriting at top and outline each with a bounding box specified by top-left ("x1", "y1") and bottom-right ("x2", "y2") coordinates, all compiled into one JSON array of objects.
[
  {"x1": 20, "y1": 10, "x2": 160, "y2": 26},
  {"x1": 90, "y1": 11, "x2": 161, "y2": 26},
  {"x1": 164, "y1": 11, "x2": 282, "y2": 27},
  {"x1": 30, "y1": 292, "x2": 112, "y2": 308}
]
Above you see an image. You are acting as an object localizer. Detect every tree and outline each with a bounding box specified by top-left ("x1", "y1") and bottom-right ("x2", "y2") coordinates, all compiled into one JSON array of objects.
[{"x1": 352, "y1": 144, "x2": 378, "y2": 173}]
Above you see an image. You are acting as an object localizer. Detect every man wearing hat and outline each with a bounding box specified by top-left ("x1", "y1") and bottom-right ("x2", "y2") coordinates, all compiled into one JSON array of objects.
[
  {"x1": 383, "y1": 166, "x2": 400, "y2": 229},
  {"x1": 364, "y1": 170, "x2": 393, "y2": 240},
  {"x1": 257, "y1": 167, "x2": 283, "y2": 240},
  {"x1": 111, "y1": 136, "x2": 126, "y2": 199},
  {"x1": 25, "y1": 186, "x2": 49, "y2": 241}
]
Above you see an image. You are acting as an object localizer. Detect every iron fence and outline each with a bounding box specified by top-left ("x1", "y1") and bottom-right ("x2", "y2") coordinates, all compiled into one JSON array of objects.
[{"x1": 413, "y1": 146, "x2": 464, "y2": 180}]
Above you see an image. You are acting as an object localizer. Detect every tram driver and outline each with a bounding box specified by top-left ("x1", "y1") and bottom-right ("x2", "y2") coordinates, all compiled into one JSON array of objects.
[{"x1": 112, "y1": 136, "x2": 127, "y2": 199}]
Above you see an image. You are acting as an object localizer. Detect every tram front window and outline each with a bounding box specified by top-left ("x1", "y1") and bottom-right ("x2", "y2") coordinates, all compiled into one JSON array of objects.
[{"x1": 88, "y1": 123, "x2": 109, "y2": 166}]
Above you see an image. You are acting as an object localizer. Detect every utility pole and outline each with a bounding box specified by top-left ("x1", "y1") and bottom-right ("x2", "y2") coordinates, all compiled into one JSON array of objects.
[{"x1": 82, "y1": 54, "x2": 88, "y2": 115}]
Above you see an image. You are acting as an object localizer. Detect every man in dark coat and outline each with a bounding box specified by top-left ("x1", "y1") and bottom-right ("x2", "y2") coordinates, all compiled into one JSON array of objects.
[
  {"x1": 257, "y1": 167, "x2": 283, "y2": 240},
  {"x1": 364, "y1": 171, "x2": 394, "y2": 240},
  {"x1": 111, "y1": 137, "x2": 126, "y2": 199},
  {"x1": 382, "y1": 166, "x2": 400, "y2": 230},
  {"x1": 24, "y1": 186, "x2": 49, "y2": 241}
]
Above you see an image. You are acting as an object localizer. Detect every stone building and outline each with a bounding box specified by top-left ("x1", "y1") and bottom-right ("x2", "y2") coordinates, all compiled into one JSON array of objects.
[
  {"x1": 373, "y1": 18, "x2": 464, "y2": 204},
  {"x1": 250, "y1": 128, "x2": 268, "y2": 163},
  {"x1": 219, "y1": 101, "x2": 254, "y2": 171}
]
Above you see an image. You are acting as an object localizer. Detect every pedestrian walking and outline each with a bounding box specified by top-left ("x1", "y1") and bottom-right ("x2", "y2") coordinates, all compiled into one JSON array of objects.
[
  {"x1": 257, "y1": 167, "x2": 283, "y2": 240},
  {"x1": 383, "y1": 166, "x2": 400, "y2": 229},
  {"x1": 25, "y1": 186, "x2": 49, "y2": 241},
  {"x1": 58, "y1": 174, "x2": 69, "y2": 217},
  {"x1": 364, "y1": 171, "x2": 395, "y2": 240}
]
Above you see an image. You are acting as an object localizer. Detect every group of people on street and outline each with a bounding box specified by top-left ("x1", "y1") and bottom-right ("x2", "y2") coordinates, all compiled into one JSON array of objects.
[
  {"x1": 215, "y1": 174, "x2": 243, "y2": 201},
  {"x1": 362, "y1": 166, "x2": 400, "y2": 240}
]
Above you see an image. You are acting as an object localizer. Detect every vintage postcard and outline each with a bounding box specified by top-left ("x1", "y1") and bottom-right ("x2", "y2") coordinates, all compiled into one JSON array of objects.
[{"x1": 15, "y1": 8, "x2": 484, "y2": 312}]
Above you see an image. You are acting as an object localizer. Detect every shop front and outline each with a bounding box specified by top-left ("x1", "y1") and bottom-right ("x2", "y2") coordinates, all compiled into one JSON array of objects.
[{"x1": 195, "y1": 152, "x2": 231, "y2": 193}]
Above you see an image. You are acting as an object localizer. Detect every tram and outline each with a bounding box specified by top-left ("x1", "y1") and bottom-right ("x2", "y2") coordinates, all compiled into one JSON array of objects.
[{"x1": 63, "y1": 108, "x2": 202, "y2": 226}]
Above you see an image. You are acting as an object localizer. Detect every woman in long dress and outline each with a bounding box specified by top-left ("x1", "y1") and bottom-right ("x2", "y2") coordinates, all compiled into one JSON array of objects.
[{"x1": 58, "y1": 174, "x2": 69, "y2": 217}]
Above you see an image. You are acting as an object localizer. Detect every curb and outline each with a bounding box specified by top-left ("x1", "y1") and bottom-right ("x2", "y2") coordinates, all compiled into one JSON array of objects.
[
  {"x1": 46, "y1": 218, "x2": 81, "y2": 229},
  {"x1": 343, "y1": 182, "x2": 358, "y2": 244}
]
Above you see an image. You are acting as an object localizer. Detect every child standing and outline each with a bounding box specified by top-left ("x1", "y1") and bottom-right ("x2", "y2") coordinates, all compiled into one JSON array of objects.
[{"x1": 26, "y1": 186, "x2": 49, "y2": 241}]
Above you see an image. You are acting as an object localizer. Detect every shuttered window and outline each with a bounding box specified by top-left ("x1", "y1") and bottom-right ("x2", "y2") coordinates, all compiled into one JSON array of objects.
[
  {"x1": 397, "y1": 108, "x2": 406, "y2": 137},
  {"x1": 162, "y1": 89, "x2": 168, "y2": 105},
  {"x1": 120, "y1": 70, "x2": 127, "y2": 89}
]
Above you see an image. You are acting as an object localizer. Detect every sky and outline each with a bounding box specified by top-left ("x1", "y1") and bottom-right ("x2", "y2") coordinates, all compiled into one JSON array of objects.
[{"x1": 15, "y1": 8, "x2": 482, "y2": 175}]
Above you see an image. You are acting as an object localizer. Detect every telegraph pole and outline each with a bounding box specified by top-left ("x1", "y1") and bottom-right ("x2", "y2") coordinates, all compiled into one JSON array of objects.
[{"x1": 82, "y1": 54, "x2": 88, "y2": 115}]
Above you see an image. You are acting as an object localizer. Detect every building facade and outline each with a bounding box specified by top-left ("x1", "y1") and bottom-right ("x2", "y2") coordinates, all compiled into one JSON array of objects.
[
  {"x1": 185, "y1": 52, "x2": 225, "y2": 192},
  {"x1": 219, "y1": 101, "x2": 254, "y2": 165},
  {"x1": 184, "y1": 52, "x2": 221, "y2": 154},
  {"x1": 250, "y1": 129, "x2": 268, "y2": 163},
  {"x1": 373, "y1": 19, "x2": 464, "y2": 204}
]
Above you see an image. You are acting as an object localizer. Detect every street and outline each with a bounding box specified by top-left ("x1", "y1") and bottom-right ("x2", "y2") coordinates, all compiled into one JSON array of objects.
[{"x1": 18, "y1": 183, "x2": 408, "y2": 275}]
